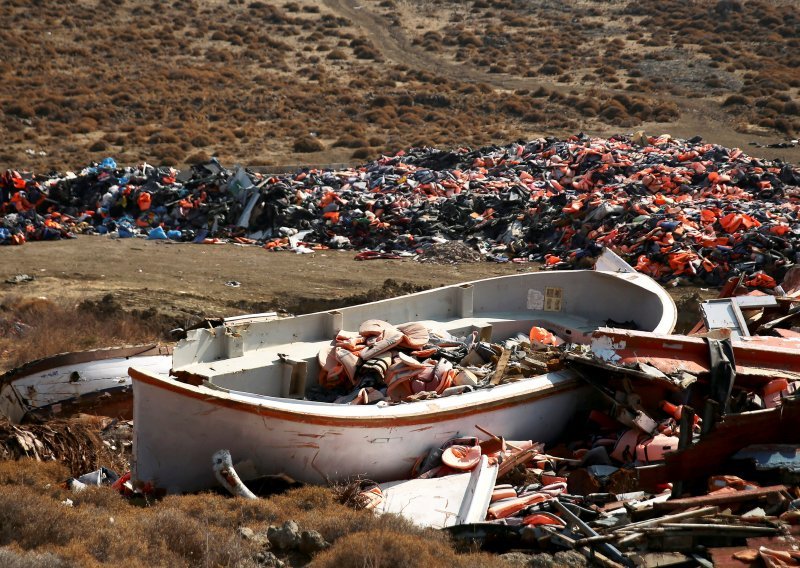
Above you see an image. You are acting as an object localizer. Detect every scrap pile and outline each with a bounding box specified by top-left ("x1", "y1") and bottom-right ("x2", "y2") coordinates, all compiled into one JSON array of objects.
[
  {"x1": 352, "y1": 422, "x2": 800, "y2": 566},
  {"x1": 309, "y1": 318, "x2": 562, "y2": 404},
  {"x1": 345, "y1": 343, "x2": 800, "y2": 566},
  {"x1": 324, "y1": 273, "x2": 800, "y2": 565},
  {"x1": 2, "y1": 133, "x2": 800, "y2": 284}
]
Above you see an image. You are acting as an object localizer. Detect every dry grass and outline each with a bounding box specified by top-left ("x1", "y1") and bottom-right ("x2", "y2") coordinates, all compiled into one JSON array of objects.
[
  {"x1": 311, "y1": 526, "x2": 497, "y2": 568},
  {"x1": 0, "y1": 295, "x2": 158, "y2": 372},
  {"x1": 3, "y1": 0, "x2": 795, "y2": 170},
  {"x1": 372, "y1": 0, "x2": 799, "y2": 138},
  {"x1": 0, "y1": 460, "x2": 499, "y2": 567}
]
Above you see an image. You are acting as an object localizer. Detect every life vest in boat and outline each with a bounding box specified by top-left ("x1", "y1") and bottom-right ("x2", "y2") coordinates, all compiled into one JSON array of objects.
[
  {"x1": 635, "y1": 434, "x2": 679, "y2": 464},
  {"x1": 610, "y1": 429, "x2": 649, "y2": 463}
]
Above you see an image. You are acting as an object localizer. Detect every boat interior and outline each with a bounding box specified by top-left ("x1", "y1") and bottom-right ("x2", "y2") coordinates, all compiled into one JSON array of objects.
[{"x1": 170, "y1": 270, "x2": 671, "y2": 400}]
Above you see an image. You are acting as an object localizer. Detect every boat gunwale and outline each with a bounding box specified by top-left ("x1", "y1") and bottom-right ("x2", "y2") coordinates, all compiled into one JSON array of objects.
[
  {"x1": 130, "y1": 367, "x2": 584, "y2": 428},
  {"x1": 223, "y1": 269, "x2": 676, "y2": 333}
]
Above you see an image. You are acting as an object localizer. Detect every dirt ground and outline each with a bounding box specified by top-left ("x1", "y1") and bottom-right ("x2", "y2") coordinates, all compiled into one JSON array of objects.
[
  {"x1": 0, "y1": 236, "x2": 526, "y2": 325},
  {"x1": 0, "y1": 236, "x2": 714, "y2": 338}
]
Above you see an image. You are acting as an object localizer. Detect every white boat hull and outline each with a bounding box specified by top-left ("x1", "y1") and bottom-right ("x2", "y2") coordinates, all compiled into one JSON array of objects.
[
  {"x1": 131, "y1": 264, "x2": 677, "y2": 492},
  {"x1": 132, "y1": 367, "x2": 586, "y2": 492}
]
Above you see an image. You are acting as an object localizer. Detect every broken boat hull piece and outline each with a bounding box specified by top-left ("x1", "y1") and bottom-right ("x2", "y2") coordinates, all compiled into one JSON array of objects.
[
  {"x1": 131, "y1": 262, "x2": 676, "y2": 492},
  {"x1": 0, "y1": 345, "x2": 171, "y2": 424}
]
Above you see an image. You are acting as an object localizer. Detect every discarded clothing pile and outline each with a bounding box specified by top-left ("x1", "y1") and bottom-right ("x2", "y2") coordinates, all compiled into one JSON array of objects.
[
  {"x1": 2, "y1": 134, "x2": 799, "y2": 284},
  {"x1": 308, "y1": 318, "x2": 564, "y2": 404},
  {"x1": 0, "y1": 158, "x2": 258, "y2": 245}
]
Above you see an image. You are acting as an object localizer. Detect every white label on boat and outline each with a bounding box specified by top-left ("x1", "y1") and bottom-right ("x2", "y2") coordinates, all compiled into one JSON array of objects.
[{"x1": 527, "y1": 289, "x2": 544, "y2": 310}]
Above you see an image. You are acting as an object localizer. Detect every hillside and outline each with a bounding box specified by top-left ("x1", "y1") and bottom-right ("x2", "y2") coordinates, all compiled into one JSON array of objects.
[{"x1": 1, "y1": 0, "x2": 798, "y2": 171}]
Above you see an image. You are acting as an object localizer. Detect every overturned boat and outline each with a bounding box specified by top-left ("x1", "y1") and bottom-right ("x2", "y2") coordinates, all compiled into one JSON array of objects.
[
  {"x1": 0, "y1": 345, "x2": 171, "y2": 424},
  {"x1": 130, "y1": 258, "x2": 676, "y2": 492}
]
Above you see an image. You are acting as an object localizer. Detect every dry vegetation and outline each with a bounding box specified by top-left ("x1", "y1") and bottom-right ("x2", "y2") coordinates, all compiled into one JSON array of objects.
[
  {"x1": 0, "y1": 295, "x2": 158, "y2": 372},
  {"x1": 0, "y1": 1, "x2": 797, "y2": 564},
  {"x1": 372, "y1": 0, "x2": 800, "y2": 137},
  {"x1": 0, "y1": 459, "x2": 500, "y2": 567},
  {"x1": 2, "y1": 0, "x2": 797, "y2": 172}
]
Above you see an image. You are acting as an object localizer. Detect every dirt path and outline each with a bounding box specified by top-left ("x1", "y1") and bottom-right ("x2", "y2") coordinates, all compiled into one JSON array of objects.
[{"x1": 323, "y1": 0, "x2": 800, "y2": 162}]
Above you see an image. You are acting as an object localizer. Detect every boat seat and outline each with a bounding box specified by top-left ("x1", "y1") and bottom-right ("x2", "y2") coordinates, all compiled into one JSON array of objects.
[
  {"x1": 175, "y1": 312, "x2": 602, "y2": 396},
  {"x1": 174, "y1": 340, "x2": 327, "y2": 397}
]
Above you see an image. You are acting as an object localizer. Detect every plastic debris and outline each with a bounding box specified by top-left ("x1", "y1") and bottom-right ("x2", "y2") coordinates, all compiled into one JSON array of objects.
[
  {"x1": 212, "y1": 449, "x2": 258, "y2": 500},
  {"x1": 1, "y1": 133, "x2": 798, "y2": 286},
  {"x1": 309, "y1": 319, "x2": 564, "y2": 404},
  {"x1": 4, "y1": 274, "x2": 34, "y2": 284}
]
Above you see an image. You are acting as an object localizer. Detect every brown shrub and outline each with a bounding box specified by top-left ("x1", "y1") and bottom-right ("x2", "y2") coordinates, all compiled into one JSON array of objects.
[
  {"x1": 0, "y1": 295, "x2": 158, "y2": 371},
  {"x1": 456, "y1": 31, "x2": 482, "y2": 48},
  {"x1": 89, "y1": 140, "x2": 109, "y2": 152},
  {"x1": 0, "y1": 459, "x2": 68, "y2": 489},
  {"x1": 6, "y1": 102, "x2": 34, "y2": 119},
  {"x1": 0, "y1": 486, "x2": 77, "y2": 548},
  {"x1": 653, "y1": 102, "x2": 679, "y2": 121},
  {"x1": 522, "y1": 110, "x2": 544, "y2": 122},
  {"x1": 147, "y1": 131, "x2": 180, "y2": 145},
  {"x1": 311, "y1": 525, "x2": 495, "y2": 568},
  {"x1": 293, "y1": 136, "x2": 324, "y2": 153},
  {"x1": 0, "y1": 548, "x2": 74, "y2": 567},
  {"x1": 73, "y1": 118, "x2": 98, "y2": 134},
  {"x1": 354, "y1": 45, "x2": 379, "y2": 60},
  {"x1": 185, "y1": 151, "x2": 211, "y2": 164},
  {"x1": 152, "y1": 144, "x2": 184, "y2": 166},
  {"x1": 351, "y1": 147, "x2": 372, "y2": 159},
  {"x1": 333, "y1": 136, "x2": 368, "y2": 148},
  {"x1": 539, "y1": 63, "x2": 561, "y2": 75},
  {"x1": 599, "y1": 102, "x2": 628, "y2": 121},
  {"x1": 326, "y1": 49, "x2": 346, "y2": 60},
  {"x1": 774, "y1": 118, "x2": 796, "y2": 136},
  {"x1": 723, "y1": 94, "x2": 749, "y2": 106}
]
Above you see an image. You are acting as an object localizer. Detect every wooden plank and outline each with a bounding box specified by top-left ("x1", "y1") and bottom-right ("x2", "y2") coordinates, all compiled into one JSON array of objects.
[
  {"x1": 653, "y1": 485, "x2": 788, "y2": 511},
  {"x1": 490, "y1": 348, "x2": 510, "y2": 385}
]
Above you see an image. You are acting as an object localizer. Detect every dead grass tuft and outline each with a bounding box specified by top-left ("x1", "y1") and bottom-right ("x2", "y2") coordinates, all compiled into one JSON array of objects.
[
  {"x1": 161, "y1": 491, "x2": 280, "y2": 527},
  {"x1": 0, "y1": 486, "x2": 77, "y2": 549},
  {"x1": 0, "y1": 547, "x2": 73, "y2": 568},
  {"x1": 311, "y1": 524, "x2": 496, "y2": 568},
  {"x1": 0, "y1": 295, "x2": 158, "y2": 371},
  {"x1": 0, "y1": 459, "x2": 69, "y2": 489},
  {"x1": 0, "y1": 458, "x2": 503, "y2": 566}
]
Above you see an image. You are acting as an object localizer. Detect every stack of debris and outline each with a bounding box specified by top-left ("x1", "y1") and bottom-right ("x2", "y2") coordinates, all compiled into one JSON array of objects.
[
  {"x1": 343, "y1": 394, "x2": 800, "y2": 566},
  {"x1": 304, "y1": 270, "x2": 800, "y2": 565},
  {"x1": 308, "y1": 318, "x2": 562, "y2": 405},
  {"x1": 2, "y1": 133, "x2": 799, "y2": 284}
]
